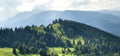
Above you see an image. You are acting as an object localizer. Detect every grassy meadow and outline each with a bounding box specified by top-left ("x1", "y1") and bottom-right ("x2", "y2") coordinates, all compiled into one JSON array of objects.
[
  {"x1": 0, "y1": 48, "x2": 39, "y2": 56},
  {"x1": 0, "y1": 47, "x2": 74, "y2": 56}
]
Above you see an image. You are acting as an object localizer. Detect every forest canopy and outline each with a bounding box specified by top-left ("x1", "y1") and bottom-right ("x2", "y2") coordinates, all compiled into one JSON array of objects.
[{"x1": 0, "y1": 19, "x2": 120, "y2": 56}]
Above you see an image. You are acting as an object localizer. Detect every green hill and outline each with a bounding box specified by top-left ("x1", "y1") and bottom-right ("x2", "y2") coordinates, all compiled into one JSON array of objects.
[{"x1": 0, "y1": 19, "x2": 120, "y2": 56}]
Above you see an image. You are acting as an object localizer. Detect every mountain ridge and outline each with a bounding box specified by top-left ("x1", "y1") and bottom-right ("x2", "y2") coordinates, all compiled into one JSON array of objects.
[{"x1": 1, "y1": 10, "x2": 120, "y2": 36}]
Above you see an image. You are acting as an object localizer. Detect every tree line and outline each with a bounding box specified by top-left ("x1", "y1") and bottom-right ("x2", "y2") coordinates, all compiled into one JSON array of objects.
[{"x1": 0, "y1": 19, "x2": 120, "y2": 56}]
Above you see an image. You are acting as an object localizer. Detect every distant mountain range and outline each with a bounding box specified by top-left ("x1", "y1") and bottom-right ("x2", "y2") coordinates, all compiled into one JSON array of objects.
[
  {"x1": 100, "y1": 10, "x2": 120, "y2": 17},
  {"x1": 0, "y1": 10, "x2": 120, "y2": 36}
]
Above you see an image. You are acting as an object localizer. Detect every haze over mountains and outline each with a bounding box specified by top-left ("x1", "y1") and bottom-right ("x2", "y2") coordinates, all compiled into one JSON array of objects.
[
  {"x1": 100, "y1": 10, "x2": 120, "y2": 17},
  {"x1": 0, "y1": 10, "x2": 120, "y2": 36}
]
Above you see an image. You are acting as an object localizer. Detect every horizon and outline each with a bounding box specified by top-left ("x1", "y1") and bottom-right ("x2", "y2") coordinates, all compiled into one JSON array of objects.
[{"x1": 0, "y1": 0, "x2": 120, "y2": 21}]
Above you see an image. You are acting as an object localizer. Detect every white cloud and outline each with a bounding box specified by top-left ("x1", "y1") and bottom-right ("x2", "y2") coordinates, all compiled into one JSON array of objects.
[
  {"x1": 1, "y1": 0, "x2": 120, "y2": 12},
  {"x1": 0, "y1": 0, "x2": 22, "y2": 21},
  {"x1": 49, "y1": 0, "x2": 73, "y2": 11},
  {"x1": 16, "y1": 0, "x2": 120, "y2": 11},
  {"x1": 69, "y1": 0, "x2": 120, "y2": 11},
  {"x1": 0, "y1": 7, "x2": 17, "y2": 21},
  {"x1": 0, "y1": 8, "x2": 4, "y2": 11},
  {"x1": 16, "y1": 0, "x2": 49, "y2": 12},
  {"x1": 0, "y1": 0, "x2": 120, "y2": 21},
  {"x1": 90, "y1": 0, "x2": 99, "y2": 3}
]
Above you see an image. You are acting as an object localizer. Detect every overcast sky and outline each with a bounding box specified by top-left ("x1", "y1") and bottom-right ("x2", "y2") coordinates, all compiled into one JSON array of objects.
[{"x1": 0, "y1": 0, "x2": 120, "y2": 21}]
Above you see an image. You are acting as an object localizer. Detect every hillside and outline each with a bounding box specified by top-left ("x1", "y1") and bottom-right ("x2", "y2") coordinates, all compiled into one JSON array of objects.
[
  {"x1": 1, "y1": 10, "x2": 120, "y2": 36},
  {"x1": 0, "y1": 19, "x2": 120, "y2": 56}
]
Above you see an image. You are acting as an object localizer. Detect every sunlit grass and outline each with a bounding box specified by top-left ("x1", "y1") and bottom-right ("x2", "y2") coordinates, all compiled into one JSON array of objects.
[
  {"x1": 0, "y1": 47, "x2": 75, "y2": 56},
  {"x1": 0, "y1": 48, "x2": 39, "y2": 56},
  {"x1": 48, "y1": 47, "x2": 74, "y2": 56},
  {"x1": 0, "y1": 48, "x2": 14, "y2": 56}
]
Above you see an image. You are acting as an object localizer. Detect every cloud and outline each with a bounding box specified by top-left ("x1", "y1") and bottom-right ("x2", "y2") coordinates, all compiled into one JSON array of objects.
[
  {"x1": 71, "y1": 0, "x2": 89, "y2": 6},
  {"x1": 16, "y1": 0, "x2": 50, "y2": 12},
  {"x1": 69, "y1": 0, "x2": 120, "y2": 11},
  {"x1": 1, "y1": 0, "x2": 120, "y2": 12},
  {"x1": 48, "y1": 0, "x2": 73, "y2": 11},
  {"x1": 0, "y1": 0, "x2": 21, "y2": 8},
  {"x1": 0, "y1": 7, "x2": 17, "y2": 21},
  {"x1": 0, "y1": 0, "x2": 120, "y2": 12},
  {"x1": 0, "y1": 0, "x2": 22, "y2": 21},
  {"x1": 46, "y1": 0, "x2": 120, "y2": 11},
  {"x1": 0, "y1": 7, "x2": 4, "y2": 11},
  {"x1": 0, "y1": 0, "x2": 120, "y2": 21}
]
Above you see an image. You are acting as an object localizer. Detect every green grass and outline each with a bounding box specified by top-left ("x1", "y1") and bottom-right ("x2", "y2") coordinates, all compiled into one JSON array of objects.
[
  {"x1": 0, "y1": 48, "x2": 13, "y2": 56},
  {"x1": 48, "y1": 47, "x2": 74, "y2": 56},
  {"x1": 0, "y1": 48, "x2": 39, "y2": 56},
  {"x1": 72, "y1": 36, "x2": 85, "y2": 45},
  {"x1": 0, "y1": 47, "x2": 75, "y2": 56}
]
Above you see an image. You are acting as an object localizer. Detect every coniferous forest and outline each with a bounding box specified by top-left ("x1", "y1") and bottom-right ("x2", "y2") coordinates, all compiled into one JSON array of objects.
[{"x1": 0, "y1": 19, "x2": 120, "y2": 56}]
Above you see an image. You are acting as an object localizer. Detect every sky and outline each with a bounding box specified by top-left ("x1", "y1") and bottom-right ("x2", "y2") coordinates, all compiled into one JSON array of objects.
[{"x1": 0, "y1": 0, "x2": 120, "y2": 21}]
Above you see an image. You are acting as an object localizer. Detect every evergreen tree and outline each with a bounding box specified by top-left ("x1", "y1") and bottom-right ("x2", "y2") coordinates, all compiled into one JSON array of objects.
[{"x1": 12, "y1": 48, "x2": 18, "y2": 56}]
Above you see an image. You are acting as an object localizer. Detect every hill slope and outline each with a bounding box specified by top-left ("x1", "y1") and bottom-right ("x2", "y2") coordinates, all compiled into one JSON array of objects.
[
  {"x1": 0, "y1": 19, "x2": 120, "y2": 56},
  {"x1": 1, "y1": 10, "x2": 120, "y2": 36}
]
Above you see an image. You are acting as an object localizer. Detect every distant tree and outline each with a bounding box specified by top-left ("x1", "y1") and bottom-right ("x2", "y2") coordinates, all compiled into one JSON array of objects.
[
  {"x1": 12, "y1": 47, "x2": 18, "y2": 56},
  {"x1": 62, "y1": 49, "x2": 65, "y2": 54},
  {"x1": 77, "y1": 40, "x2": 81, "y2": 46},
  {"x1": 39, "y1": 49, "x2": 48, "y2": 56},
  {"x1": 73, "y1": 40, "x2": 75, "y2": 45}
]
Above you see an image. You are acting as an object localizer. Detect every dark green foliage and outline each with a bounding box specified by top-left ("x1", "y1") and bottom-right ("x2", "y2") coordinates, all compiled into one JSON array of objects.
[
  {"x1": 39, "y1": 49, "x2": 48, "y2": 56},
  {"x1": 12, "y1": 47, "x2": 18, "y2": 56},
  {"x1": 0, "y1": 19, "x2": 120, "y2": 55}
]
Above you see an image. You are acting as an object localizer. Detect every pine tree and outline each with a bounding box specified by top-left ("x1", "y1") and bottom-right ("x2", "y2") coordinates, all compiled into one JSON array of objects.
[{"x1": 12, "y1": 48, "x2": 18, "y2": 56}]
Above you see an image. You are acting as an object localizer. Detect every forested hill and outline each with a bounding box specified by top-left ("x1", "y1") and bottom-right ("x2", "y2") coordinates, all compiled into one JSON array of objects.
[{"x1": 0, "y1": 19, "x2": 120, "y2": 56}]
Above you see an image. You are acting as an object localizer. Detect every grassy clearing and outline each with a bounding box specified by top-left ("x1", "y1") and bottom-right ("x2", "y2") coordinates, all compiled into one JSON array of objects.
[
  {"x1": 0, "y1": 48, "x2": 39, "y2": 56},
  {"x1": 0, "y1": 48, "x2": 13, "y2": 56},
  {"x1": 0, "y1": 47, "x2": 75, "y2": 56},
  {"x1": 48, "y1": 47, "x2": 75, "y2": 56}
]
